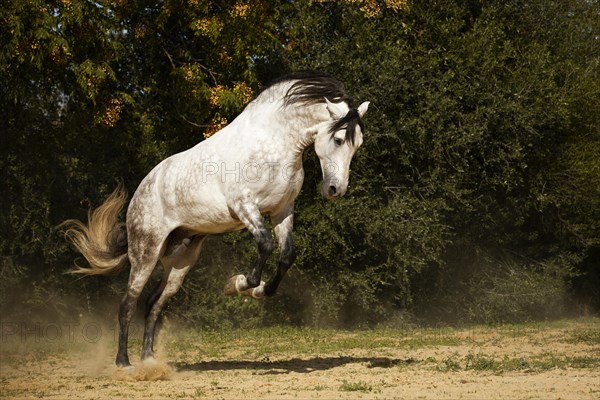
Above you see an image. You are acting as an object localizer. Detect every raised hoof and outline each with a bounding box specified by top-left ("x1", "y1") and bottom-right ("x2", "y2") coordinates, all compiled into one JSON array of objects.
[
  {"x1": 224, "y1": 274, "x2": 245, "y2": 296},
  {"x1": 223, "y1": 275, "x2": 265, "y2": 299},
  {"x1": 240, "y1": 282, "x2": 266, "y2": 299}
]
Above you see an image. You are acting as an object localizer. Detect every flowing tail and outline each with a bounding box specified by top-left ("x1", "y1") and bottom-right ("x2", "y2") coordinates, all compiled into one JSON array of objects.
[{"x1": 61, "y1": 184, "x2": 130, "y2": 275}]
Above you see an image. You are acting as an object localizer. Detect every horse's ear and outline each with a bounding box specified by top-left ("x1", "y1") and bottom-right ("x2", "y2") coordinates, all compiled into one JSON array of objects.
[
  {"x1": 325, "y1": 97, "x2": 347, "y2": 120},
  {"x1": 357, "y1": 101, "x2": 370, "y2": 118}
]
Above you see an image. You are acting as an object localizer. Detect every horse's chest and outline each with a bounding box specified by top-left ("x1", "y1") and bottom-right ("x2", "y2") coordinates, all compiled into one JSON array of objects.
[
  {"x1": 258, "y1": 184, "x2": 300, "y2": 211},
  {"x1": 241, "y1": 167, "x2": 301, "y2": 212}
]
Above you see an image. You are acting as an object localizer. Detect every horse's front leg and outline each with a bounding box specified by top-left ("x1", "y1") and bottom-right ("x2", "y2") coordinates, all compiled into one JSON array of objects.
[
  {"x1": 264, "y1": 204, "x2": 296, "y2": 297},
  {"x1": 224, "y1": 202, "x2": 273, "y2": 298}
]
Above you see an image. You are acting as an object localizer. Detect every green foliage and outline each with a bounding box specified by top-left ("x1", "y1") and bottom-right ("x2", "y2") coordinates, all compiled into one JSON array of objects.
[
  {"x1": 339, "y1": 380, "x2": 372, "y2": 392},
  {"x1": 466, "y1": 259, "x2": 572, "y2": 323},
  {"x1": 436, "y1": 354, "x2": 462, "y2": 372},
  {"x1": 1, "y1": 0, "x2": 599, "y2": 325},
  {"x1": 464, "y1": 353, "x2": 501, "y2": 371},
  {"x1": 282, "y1": 0, "x2": 600, "y2": 322},
  {"x1": 434, "y1": 351, "x2": 600, "y2": 373}
]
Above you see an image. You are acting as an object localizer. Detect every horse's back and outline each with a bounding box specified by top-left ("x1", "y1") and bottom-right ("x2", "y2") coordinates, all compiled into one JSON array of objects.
[{"x1": 127, "y1": 141, "x2": 240, "y2": 234}]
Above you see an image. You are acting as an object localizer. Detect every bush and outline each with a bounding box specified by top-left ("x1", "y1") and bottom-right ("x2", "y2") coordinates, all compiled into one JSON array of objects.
[{"x1": 419, "y1": 247, "x2": 575, "y2": 324}]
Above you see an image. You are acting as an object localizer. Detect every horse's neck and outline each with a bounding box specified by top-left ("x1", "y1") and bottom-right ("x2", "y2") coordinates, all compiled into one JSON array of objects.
[
  {"x1": 245, "y1": 86, "x2": 329, "y2": 155},
  {"x1": 280, "y1": 103, "x2": 329, "y2": 155}
]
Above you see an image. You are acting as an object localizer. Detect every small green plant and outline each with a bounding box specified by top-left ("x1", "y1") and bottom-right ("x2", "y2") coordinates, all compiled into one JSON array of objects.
[
  {"x1": 533, "y1": 352, "x2": 563, "y2": 370},
  {"x1": 567, "y1": 356, "x2": 600, "y2": 369},
  {"x1": 502, "y1": 356, "x2": 531, "y2": 370},
  {"x1": 339, "y1": 380, "x2": 372, "y2": 392},
  {"x1": 568, "y1": 329, "x2": 600, "y2": 345},
  {"x1": 436, "y1": 354, "x2": 462, "y2": 372},
  {"x1": 465, "y1": 353, "x2": 501, "y2": 371}
]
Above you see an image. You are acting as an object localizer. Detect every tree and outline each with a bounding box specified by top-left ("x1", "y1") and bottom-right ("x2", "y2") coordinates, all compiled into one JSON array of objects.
[
  {"x1": 278, "y1": 0, "x2": 600, "y2": 322},
  {"x1": 2, "y1": 0, "x2": 598, "y2": 324}
]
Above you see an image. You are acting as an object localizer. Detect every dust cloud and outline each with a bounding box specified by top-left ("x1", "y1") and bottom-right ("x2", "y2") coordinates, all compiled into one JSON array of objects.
[{"x1": 111, "y1": 359, "x2": 174, "y2": 382}]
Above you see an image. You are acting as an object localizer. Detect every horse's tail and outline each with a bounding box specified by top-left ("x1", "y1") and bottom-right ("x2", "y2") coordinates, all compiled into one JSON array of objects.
[{"x1": 61, "y1": 184, "x2": 130, "y2": 276}]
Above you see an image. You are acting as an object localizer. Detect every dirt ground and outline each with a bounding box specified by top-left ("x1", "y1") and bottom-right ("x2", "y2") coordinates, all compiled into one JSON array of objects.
[{"x1": 1, "y1": 318, "x2": 599, "y2": 399}]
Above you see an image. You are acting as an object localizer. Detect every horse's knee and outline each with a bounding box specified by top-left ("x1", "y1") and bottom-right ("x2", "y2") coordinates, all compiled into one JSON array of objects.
[{"x1": 257, "y1": 230, "x2": 274, "y2": 256}]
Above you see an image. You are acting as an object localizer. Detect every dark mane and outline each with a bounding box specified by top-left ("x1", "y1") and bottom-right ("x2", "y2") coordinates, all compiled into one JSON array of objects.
[
  {"x1": 263, "y1": 71, "x2": 363, "y2": 145},
  {"x1": 263, "y1": 70, "x2": 354, "y2": 107}
]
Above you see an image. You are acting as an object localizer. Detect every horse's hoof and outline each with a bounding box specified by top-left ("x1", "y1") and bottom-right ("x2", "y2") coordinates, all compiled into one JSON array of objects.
[
  {"x1": 116, "y1": 357, "x2": 132, "y2": 369},
  {"x1": 224, "y1": 275, "x2": 265, "y2": 298},
  {"x1": 224, "y1": 274, "x2": 245, "y2": 296},
  {"x1": 252, "y1": 285, "x2": 266, "y2": 299},
  {"x1": 239, "y1": 281, "x2": 265, "y2": 299}
]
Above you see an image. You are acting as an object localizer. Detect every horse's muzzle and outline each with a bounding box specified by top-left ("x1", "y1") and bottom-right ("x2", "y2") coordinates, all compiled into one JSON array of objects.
[{"x1": 322, "y1": 183, "x2": 346, "y2": 200}]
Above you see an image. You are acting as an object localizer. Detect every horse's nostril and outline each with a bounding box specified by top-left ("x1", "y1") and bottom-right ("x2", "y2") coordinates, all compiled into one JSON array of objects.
[{"x1": 328, "y1": 185, "x2": 337, "y2": 196}]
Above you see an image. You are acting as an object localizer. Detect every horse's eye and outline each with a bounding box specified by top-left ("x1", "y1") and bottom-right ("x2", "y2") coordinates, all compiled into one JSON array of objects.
[{"x1": 334, "y1": 137, "x2": 344, "y2": 146}]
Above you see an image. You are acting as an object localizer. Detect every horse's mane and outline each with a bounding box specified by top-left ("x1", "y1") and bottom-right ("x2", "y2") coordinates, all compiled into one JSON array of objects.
[
  {"x1": 263, "y1": 71, "x2": 362, "y2": 144},
  {"x1": 263, "y1": 70, "x2": 353, "y2": 107}
]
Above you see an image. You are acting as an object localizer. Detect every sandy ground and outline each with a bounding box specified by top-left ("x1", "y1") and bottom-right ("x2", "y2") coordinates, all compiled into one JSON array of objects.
[{"x1": 1, "y1": 319, "x2": 599, "y2": 399}]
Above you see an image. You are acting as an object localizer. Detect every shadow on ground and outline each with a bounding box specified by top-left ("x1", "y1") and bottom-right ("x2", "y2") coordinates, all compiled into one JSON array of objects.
[{"x1": 173, "y1": 356, "x2": 418, "y2": 374}]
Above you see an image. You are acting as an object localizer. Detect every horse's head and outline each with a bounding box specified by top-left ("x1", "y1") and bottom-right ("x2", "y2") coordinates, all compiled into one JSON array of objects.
[{"x1": 314, "y1": 99, "x2": 370, "y2": 200}]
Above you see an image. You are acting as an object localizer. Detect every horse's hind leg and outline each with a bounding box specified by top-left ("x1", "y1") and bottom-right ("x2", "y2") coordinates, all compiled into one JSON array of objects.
[
  {"x1": 140, "y1": 235, "x2": 206, "y2": 361},
  {"x1": 116, "y1": 231, "x2": 166, "y2": 368},
  {"x1": 116, "y1": 267, "x2": 156, "y2": 367}
]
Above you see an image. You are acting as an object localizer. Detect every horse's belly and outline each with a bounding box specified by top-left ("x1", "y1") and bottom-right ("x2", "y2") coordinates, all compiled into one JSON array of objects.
[{"x1": 188, "y1": 219, "x2": 244, "y2": 234}]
